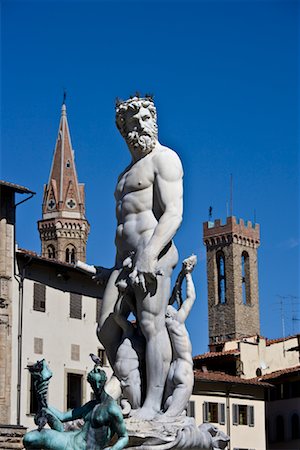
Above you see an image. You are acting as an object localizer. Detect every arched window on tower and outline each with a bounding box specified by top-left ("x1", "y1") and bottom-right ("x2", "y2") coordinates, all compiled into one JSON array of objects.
[
  {"x1": 47, "y1": 245, "x2": 55, "y2": 259},
  {"x1": 66, "y1": 245, "x2": 76, "y2": 264},
  {"x1": 241, "y1": 251, "x2": 250, "y2": 305},
  {"x1": 216, "y1": 251, "x2": 226, "y2": 304}
]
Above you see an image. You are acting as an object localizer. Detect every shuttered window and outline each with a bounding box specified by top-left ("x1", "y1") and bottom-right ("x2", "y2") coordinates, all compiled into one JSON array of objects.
[
  {"x1": 203, "y1": 402, "x2": 226, "y2": 424},
  {"x1": 70, "y1": 293, "x2": 82, "y2": 319},
  {"x1": 33, "y1": 283, "x2": 46, "y2": 312},
  {"x1": 232, "y1": 404, "x2": 255, "y2": 426}
]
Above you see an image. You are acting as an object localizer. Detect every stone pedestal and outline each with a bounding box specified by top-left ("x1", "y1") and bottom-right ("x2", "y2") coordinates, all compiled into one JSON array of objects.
[{"x1": 0, "y1": 425, "x2": 27, "y2": 450}]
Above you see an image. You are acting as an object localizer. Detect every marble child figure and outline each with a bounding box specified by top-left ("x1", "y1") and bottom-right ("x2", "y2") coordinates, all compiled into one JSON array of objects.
[
  {"x1": 23, "y1": 364, "x2": 128, "y2": 450},
  {"x1": 97, "y1": 95, "x2": 183, "y2": 420}
]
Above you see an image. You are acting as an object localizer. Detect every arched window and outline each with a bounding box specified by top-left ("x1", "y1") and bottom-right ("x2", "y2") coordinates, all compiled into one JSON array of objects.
[
  {"x1": 276, "y1": 415, "x2": 285, "y2": 442},
  {"x1": 47, "y1": 245, "x2": 55, "y2": 259},
  {"x1": 241, "y1": 251, "x2": 250, "y2": 305},
  {"x1": 216, "y1": 251, "x2": 226, "y2": 304},
  {"x1": 65, "y1": 245, "x2": 76, "y2": 264},
  {"x1": 292, "y1": 413, "x2": 300, "y2": 439}
]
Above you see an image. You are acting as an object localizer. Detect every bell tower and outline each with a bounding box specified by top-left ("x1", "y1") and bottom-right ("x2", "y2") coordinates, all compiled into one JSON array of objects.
[
  {"x1": 38, "y1": 101, "x2": 89, "y2": 263},
  {"x1": 203, "y1": 216, "x2": 260, "y2": 348}
]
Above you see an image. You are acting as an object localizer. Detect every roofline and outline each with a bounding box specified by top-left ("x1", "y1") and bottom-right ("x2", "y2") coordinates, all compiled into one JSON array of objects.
[
  {"x1": 194, "y1": 370, "x2": 273, "y2": 388},
  {"x1": 0, "y1": 180, "x2": 35, "y2": 195}
]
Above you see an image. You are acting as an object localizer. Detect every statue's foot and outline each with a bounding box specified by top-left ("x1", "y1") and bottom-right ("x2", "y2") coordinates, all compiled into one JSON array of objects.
[{"x1": 130, "y1": 406, "x2": 159, "y2": 421}]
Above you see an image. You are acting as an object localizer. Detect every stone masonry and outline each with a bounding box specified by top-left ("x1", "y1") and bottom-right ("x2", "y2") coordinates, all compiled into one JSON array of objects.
[{"x1": 203, "y1": 216, "x2": 260, "y2": 346}]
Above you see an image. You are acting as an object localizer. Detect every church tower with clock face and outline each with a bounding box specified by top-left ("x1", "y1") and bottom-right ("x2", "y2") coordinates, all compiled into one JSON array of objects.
[{"x1": 38, "y1": 101, "x2": 89, "y2": 263}]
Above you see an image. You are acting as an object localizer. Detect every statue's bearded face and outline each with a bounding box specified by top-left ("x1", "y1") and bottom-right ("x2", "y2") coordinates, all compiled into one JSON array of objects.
[{"x1": 124, "y1": 106, "x2": 158, "y2": 155}]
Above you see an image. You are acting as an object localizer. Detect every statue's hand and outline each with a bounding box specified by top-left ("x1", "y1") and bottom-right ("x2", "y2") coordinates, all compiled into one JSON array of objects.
[{"x1": 129, "y1": 252, "x2": 163, "y2": 292}]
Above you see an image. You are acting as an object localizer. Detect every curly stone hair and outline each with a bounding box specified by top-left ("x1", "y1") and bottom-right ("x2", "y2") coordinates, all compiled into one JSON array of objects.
[{"x1": 115, "y1": 96, "x2": 157, "y2": 138}]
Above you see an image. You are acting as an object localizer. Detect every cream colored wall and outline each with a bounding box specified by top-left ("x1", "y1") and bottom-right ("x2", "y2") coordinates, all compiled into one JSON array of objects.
[
  {"x1": 10, "y1": 277, "x2": 111, "y2": 429},
  {"x1": 239, "y1": 337, "x2": 299, "y2": 378},
  {"x1": 190, "y1": 393, "x2": 266, "y2": 450}
]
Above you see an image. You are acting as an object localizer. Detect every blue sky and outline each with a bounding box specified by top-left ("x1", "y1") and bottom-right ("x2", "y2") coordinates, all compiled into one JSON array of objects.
[{"x1": 1, "y1": 0, "x2": 299, "y2": 355}]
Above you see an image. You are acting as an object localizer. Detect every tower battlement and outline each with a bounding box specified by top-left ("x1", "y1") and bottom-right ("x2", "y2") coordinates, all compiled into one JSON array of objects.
[{"x1": 203, "y1": 216, "x2": 260, "y2": 248}]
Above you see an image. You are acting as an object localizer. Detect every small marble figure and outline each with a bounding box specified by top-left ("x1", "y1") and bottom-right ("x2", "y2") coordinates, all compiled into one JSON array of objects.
[{"x1": 163, "y1": 255, "x2": 197, "y2": 418}]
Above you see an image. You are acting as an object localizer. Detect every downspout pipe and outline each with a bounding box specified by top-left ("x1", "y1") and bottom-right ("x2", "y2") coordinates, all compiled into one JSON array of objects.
[{"x1": 13, "y1": 192, "x2": 35, "y2": 425}]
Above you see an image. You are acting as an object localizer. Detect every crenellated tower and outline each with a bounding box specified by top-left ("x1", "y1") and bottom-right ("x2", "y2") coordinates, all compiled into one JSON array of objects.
[
  {"x1": 38, "y1": 102, "x2": 89, "y2": 263},
  {"x1": 203, "y1": 216, "x2": 260, "y2": 349}
]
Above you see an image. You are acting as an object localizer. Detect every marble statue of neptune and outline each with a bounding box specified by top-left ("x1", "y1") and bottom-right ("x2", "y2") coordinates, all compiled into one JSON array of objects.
[{"x1": 97, "y1": 95, "x2": 183, "y2": 420}]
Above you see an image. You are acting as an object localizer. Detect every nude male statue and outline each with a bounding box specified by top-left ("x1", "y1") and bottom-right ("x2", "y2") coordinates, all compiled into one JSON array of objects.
[
  {"x1": 97, "y1": 95, "x2": 183, "y2": 420},
  {"x1": 163, "y1": 256, "x2": 197, "y2": 419}
]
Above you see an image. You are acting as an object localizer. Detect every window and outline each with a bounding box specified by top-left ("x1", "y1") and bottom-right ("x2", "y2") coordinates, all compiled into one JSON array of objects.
[
  {"x1": 66, "y1": 160, "x2": 71, "y2": 168},
  {"x1": 71, "y1": 344, "x2": 80, "y2": 361},
  {"x1": 276, "y1": 415, "x2": 284, "y2": 441},
  {"x1": 66, "y1": 245, "x2": 76, "y2": 264},
  {"x1": 187, "y1": 401, "x2": 195, "y2": 418},
  {"x1": 204, "y1": 402, "x2": 225, "y2": 424},
  {"x1": 70, "y1": 293, "x2": 82, "y2": 319},
  {"x1": 33, "y1": 283, "x2": 46, "y2": 312},
  {"x1": 216, "y1": 251, "x2": 226, "y2": 304},
  {"x1": 34, "y1": 337, "x2": 43, "y2": 354},
  {"x1": 29, "y1": 374, "x2": 39, "y2": 414},
  {"x1": 232, "y1": 404, "x2": 254, "y2": 426},
  {"x1": 47, "y1": 245, "x2": 55, "y2": 259},
  {"x1": 97, "y1": 348, "x2": 107, "y2": 366},
  {"x1": 291, "y1": 413, "x2": 300, "y2": 440},
  {"x1": 241, "y1": 251, "x2": 250, "y2": 305},
  {"x1": 67, "y1": 373, "x2": 82, "y2": 409}
]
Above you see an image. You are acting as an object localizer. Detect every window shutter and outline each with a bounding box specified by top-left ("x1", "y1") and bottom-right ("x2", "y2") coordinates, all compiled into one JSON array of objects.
[
  {"x1": 187, "y1": 401, "x2": 195, "y2": 418},
  {"x1": 203, "y1": 402, "x2": 209, "y2": 422},
  {"x1": 70, "y1": 293, "x2": 82, "y2": 319},
  {"x1": 232, "y1": 404, "x2": 238, "y2": 425},
  {"x1": 219, "y1": 403, "x2": 225, "y2": 425},
  {"x1": 33, "y1": 283, "x2": 46, "y2": 312},
  {"x1": 96, "y1": 298, "x2": 102, "y2": 322},
  {"x1": 248, "y1": 405, "x2": 254, "y2": 427}
]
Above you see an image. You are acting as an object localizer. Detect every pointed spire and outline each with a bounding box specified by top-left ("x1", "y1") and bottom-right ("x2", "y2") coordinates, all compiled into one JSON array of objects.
[
  {"x1": 38, "y1": 100, "x2": 90, "y2": 263},
  {"x1": 43, "y1": 100, "x2": 83, "y2": 215}
]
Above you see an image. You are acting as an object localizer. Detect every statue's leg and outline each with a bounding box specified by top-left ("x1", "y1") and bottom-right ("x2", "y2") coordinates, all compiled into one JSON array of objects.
[
  {"x1": 97, "y1": 269, "x2": 123, "y2": 367},
  {"x1": 134, "y1": 246, "x2": 178, "y2": 420},
  {"x1": 163, "y1": 360, "x2": 194, "y2": 418}
]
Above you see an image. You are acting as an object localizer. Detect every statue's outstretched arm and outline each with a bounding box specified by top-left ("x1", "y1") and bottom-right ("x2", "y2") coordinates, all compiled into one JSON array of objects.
[{"x1": 176, "y1": 273, "x2": 196, "y2": 323}]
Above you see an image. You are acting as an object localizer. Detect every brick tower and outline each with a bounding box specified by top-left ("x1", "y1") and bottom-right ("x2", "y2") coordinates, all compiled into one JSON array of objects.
[
  {"x1": 38, "y1": 102, "x2": 89, "y2": 263},
  {"x1": 203, "y1": 216, "x2": 260, "y2": 348}
]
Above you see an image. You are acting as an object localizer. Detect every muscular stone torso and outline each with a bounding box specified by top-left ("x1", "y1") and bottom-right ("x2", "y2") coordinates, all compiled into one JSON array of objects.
[{"x1": 114, "y1": 152, "x2": 162, "y2": 261}]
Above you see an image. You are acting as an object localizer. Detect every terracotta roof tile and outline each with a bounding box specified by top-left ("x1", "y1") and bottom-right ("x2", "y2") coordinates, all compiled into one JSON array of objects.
[
  {"x1": 193, "y1": 349, "x2": 240, "y2": 360},
  {"x1": 253, "y1": 365, "x2": 300, "y2": 381},
  {"x1": 194, "y1": 370, "x2": 272, "y2": 387},
  {"x1": 266, "y1": 335, "x2": 298, "y2": 346}
]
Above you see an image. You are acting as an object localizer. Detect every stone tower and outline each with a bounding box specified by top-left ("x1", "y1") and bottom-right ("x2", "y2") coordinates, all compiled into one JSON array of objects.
[
  {"x1": 203, "y1": 216, "x2": 260, "y2": 348},
  {"x1": 38, "y1": 102, "x2": 89, "y2": 263}
]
